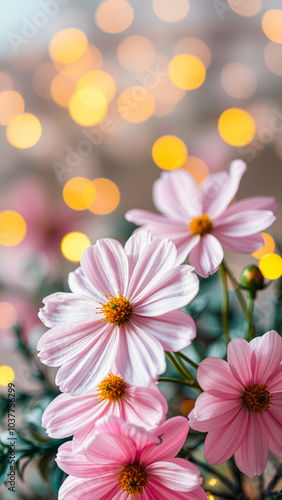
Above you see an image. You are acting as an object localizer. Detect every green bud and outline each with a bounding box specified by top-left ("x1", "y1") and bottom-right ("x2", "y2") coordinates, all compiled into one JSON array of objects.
[{"x1": 240, "y1": 265, "x2": 265, "y2": 290}]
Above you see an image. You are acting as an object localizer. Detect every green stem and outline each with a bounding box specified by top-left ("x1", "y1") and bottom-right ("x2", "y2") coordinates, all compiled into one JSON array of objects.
[
  {"x1": 219, "y1": 263, "x2": 230, "y2": 345},
  {"x1": 158, "y1": 377, "x2": 197, "y2": 387},
  {"x1": 174, "y1": 353, "x2": 198, "y2": 385},
  {"x1": 165, "y1": 352, "x2": 202, "y2": 392},
  {"x1": 165, "y1": 352, "x2": 188, "y2": 380},
  {"x1": 221, "y1": 260, "x2": 247, "y2": 316},
  {"x1": 245, "y1": 291, "x2": 256, "y2": 341},
  {"x1": 176, "y1": 352, "x2": 198, "y2": 370}
]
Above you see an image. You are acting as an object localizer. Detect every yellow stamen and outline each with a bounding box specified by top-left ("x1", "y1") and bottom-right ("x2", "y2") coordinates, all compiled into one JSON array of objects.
[
  {"x1": 242, "y1": 383, "x2": 272, "y2": 414},
  {"x1": 189, "y1": 214, "x2": 213, "y2": 235},
  {"x1": 95, "y1": 374, "x2": 126, "y2": 404},
  {"x1": 97, "y1": 292, "x2": 132, "y2": 326},
  {"x1": 118, "y1": 462, "x2": 148, "y2": 498}
]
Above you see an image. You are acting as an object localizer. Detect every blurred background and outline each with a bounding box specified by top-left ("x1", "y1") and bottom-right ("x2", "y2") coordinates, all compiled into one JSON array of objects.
[{"x1": 0, "y1": 0, "x2": 282, "y2": 498}]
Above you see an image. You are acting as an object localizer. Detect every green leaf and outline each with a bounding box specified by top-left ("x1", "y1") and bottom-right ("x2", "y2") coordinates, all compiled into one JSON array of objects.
[
  {"x1": 266, "y1": 492, "x2": 282, "y2": 500},
  {"x1": 0, "y1": 455, "x2": 10, "y2": 486},
  {"x1": 50, "y1": 462, "x2": 67, "y2": 495}
]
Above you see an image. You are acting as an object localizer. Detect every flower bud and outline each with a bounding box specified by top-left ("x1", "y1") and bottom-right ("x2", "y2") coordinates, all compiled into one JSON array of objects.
[{"x1": 240, "y1": 265, "x2": 265, "y2": 291}]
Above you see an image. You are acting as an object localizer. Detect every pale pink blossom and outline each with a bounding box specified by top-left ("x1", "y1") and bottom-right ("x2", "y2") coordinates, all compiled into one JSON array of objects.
[
  {"x1": 125, "y1": 160, "x2": 277, "y2": 277},
  {"x1": 189, "y1": 330, "x2": 282, "y2": 477},
  {"x1": 56, "y1": 415, "x2": 206, "y2": 500},
  {"x1": 38, "y1": 230, "x2": 199, "y2": 395},
  {"x1": 42, "y1": 369, "x2": 168, "y2": 451}
]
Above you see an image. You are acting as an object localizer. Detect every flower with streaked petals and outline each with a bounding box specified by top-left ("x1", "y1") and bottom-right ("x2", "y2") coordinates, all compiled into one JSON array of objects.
[
  {"x1": 42, "y1": 369, "x2": 168, "y2": 451},
  {"x1": 38, "y1": 230, "x2": 199, "y2": 395},
  {"x1": 125, "y1": 160, "x2": 277, "y2": 277},
  {"x1": 56, "y1": 415, "x2": 207, "y2": 499},
  {"x1": 189, "y1": 330, "x2": 282, "y2": 477}
]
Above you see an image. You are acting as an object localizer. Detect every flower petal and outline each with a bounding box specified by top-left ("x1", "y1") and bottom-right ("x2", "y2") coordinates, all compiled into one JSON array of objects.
[
  {"x1": 68, "y1": 266, "x2": 105, "y2": 302},
  {"x1": 223, "y1": 196, "x2": 278, "y2": 216},
  {"x1": 234, "y1": 413, "x2": 269, "y2": 477},
  {"x1": 84, "y1": 433, "x2": 136, "y2": 466},
  {"x1": 58, "y1": 476, "x2": 118, "y2": 500},
  {"x1": 189, "y1": 392, "x2": 242, "y2": 432},
  {"x1": 227, "y1": 337, "x2": 254, "y2": 387},
  {"x1": 252, "y1": 330, "x2": 282, "y2": 385},
  {"x1": 211, "y1": 232, "x2": 264, "y2": 254},
  {"x1": 123, "y1": 230, "x2": 152, "y2": 275},
  {"x1": 38, "y1": 292, "x2": 97, "y2": 328},
  {"x1": 197, "y1": 357, "x2": 242, "y2": 397},
  {"x1": 189, "y1": 234, "x2": 224, "y2": 278},
  {"x1": 213, "y1": 210, "x2": 276, "y2": 237},
  {"x1": 263, "y1": 410, "x2": 282, "y2": 456},
  {"x1": 146, "y1": 459, "x2": 201, "y2": 492},
  {"x1": 121, "y1": 385, "x2": 168, "y2": 430}
]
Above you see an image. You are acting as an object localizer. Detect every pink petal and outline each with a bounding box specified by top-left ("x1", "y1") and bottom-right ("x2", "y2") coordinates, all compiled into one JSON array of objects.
[
  {"x1": 201, "y1": 171, "x2": 229, "y2": 214},
  {"x1": 132, "y1": 310, "x2": 196, "y2": 352},
  {"x1": 266, "y1": 364, "x2": 282, "y2": 393},
  {"x1": 84, "y1": 433, "x2": 136, "y2": 466},
  {"x1": 123, "y1": 230, "x2": 152, "y2": 275},
  {"x1": 227, "y1": 337, "x2": 254, "y2": 386},
  {"x1": 204, "y1": 159, "x2": 246, "y2": 219},
  {"x1": 116, "y1": 322, "x2": 166, "y2": 387},
  {"x1": 213, "y1": 210, "x2": 276, "y2": 237},
  {"x1": 38, "y1": 293, "x2": 98, "y2": 328},
  {"x1": 263, "y1": 410, "x2": 282, "y2": 456},
  {"x1": 147, "y1": 459, "x2": 202, "y2": 492},
  {"x1": 189, "y1": 234, "x2": 224, "y2": 278},
  {"x1": 211, "y1": 232, "x2": 264, "y2": 254},
  {"x1": 234, "y1": 413, "x2": 269, "y2": 477},
  {"x1": 252, "y1": 330, "x2": 282, "y2": 385},
  {"x1": 189, "y1": 392, "x2": 242, "y2": 432},
  {"x1": 204, "y1": 408, "x2": 248, "y2": 464},
  {"x1": 223, "y1": 196, "x2": 278, "y2": 216},
  {"x1": 121, "y1": 421, "x2": 160, "y2": 461},
  {"x1": 68, "y1": 266, "x2": 105, "y2": 302},
  {"x1": 125, "y1": 209, "x2": 173, "y2": 226},
  {"x1": 121, "y1": 385, "x2": 168, "y2": 430},
  {"x1": 81, "y1": 238, "x2": 129, "y2": 297},
  {"x1": 268, "y1": 393, "x2": 282, "y2": 425},
  {"x1": 133, "y1": 266, "x2": 199, "y2": 316},
  {"x1": 140, "y1": 416, "x2": 189, "y2": 465},
  {"x1": 197, "y1": 357, "x2": 242, "y2": 397},
  {"x1": 153, "y1": 170, "x2": 202, "y2": 219},
  {"x1": 58, "y1": 476, "x2": 118, "y2": 500}
]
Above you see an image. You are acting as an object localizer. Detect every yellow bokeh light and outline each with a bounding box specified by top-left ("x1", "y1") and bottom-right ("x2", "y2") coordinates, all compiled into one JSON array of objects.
[
  {"x1": 55, "y1": 44, "x2": 102, "y2": 77},
  {"x1": 182, "y1": 156, "x2": 209, "y2": 184},
  {"x1": 264, "y1": 42, "x2": 282, "y2": 77},
  {"x1": 227, "y1": 0, "x2": 261, "y2": 17},
  {"x1": 6, "y1": 113, "x2": 42, "y2": 149},
  {"x1": 152, "y1": 135, "x2": 188, "y2": 170},
  {"x1": 49, "y1": 29, "x2": 88, "y2": 64},
  {"x1": 174, "y1": 38, "x2": 211, "y2": 68},
  {"x1": 88, "y1": 178, "x2": 120, "y2": 215},
  {"x1": 206, "y1": 493, "x2": 215, "y2": 500},
  {"x1": 51, "y1": 72, "x2": 77, "y2": 108},
  {"x1": 262, "y1": 10, "x2": 282, "y2": 44},
  {"x1": 259, "y1": 253, "x2": 282, "y2": 280},
  {"x1": 118, "y1": 86, "x2": 155, "y2": 123},
  {"x1": 221, "y1": 63, "x2": 257, "y2": 99},
  {"x1": 77, "y1": 70, "x2": 116, "y2": 102},
  {"x1": 180, "y1": 399, "x2": 195, "y2": 416},
  {"x1": 0, "y1": 303, "x2": 17, "y2": 329},
  {"x1": 61, "y1": 232, "x2": 91, "y2": 262},
  {"x1": 95, "y1": 0, "x2": 134, "y2": 34},
  {"x1": 153, "y1": 0, "x2": 190, "y2": 22},
  {"x1": 69, "y1": 88, "x2": 108, "y2": 126},
  {"x1": 209, "y1": 479, "x2": 217, "y2": 487},
  {"x1": 0, "y1": 90, "x2": 24, "y2": 126},
  {"x1": 0, "y1": 210, "x2": 27, "y2": 246},
  {"x1": 218, "y1": 108, "x2": 255, "y2": 146},
  {"x1": 117, "y1": 36, "x2": 156, "y2": 73},
  {"x1": 168, "y1": 54, "x2": 206, "y2": 90},
  {"x1": 252, "y1": 233, "x2": 275, "y2": 260},
  {"x1": 0, "y1": 366, "x2": 15, "y2": 386},
  {"x1": 63, "y1": 177, "x2": 96, "y2": 211}
]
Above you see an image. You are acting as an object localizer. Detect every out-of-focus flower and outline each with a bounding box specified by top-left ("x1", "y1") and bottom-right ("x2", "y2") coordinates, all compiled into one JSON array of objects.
[
  {"x1": 0, "y1": 295, "x2": 43, "y2": 348},
  {"x1": 56, "y1": 415, "x2": 206, "y2": 499},
  {"x1": 42, "y1": 369, "x2": 168, "y2": 451},
  {"x1": 189, "y1": 330, "x2": 282, "y2": 477},
  {"x1": 38, "y1": 230, "x2": 199, "y2": 395},
  {"x1": 125, "y1": 160, "x2": 277, "y2": 277}
]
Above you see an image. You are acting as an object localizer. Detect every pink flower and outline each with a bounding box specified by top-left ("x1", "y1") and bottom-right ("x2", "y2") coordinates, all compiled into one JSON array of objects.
[
  {"x1": 56, "y1": 415, "x2": 207, "y2": 499},
  {"x1": 189, "y1": 330, "x2": 282, "y2": 477},
  {"x1": 38, "y1": 230, "x2": 199, "y2": 395},
  {"x1": 42, "y1": 369, "x2": 168, "y2": 451},
  {"x1": 125, "y1": 160, "x2": 277, "y2": 277}
]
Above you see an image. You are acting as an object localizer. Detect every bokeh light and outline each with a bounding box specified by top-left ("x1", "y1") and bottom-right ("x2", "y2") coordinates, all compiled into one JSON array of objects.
[
  {"x1": 6, "y1": 113, "x2": 42, "y2": 149},
  {"x1": 95, "y1": 0, "x2": 134, "y2": 33},
  {"x1": 152, "y1": 135, "x2": 188, "y2": 170},
  {"x1": 51, "y1": 72, "x2": 77, "y2": 108},
  {"x1": 77, "y1": 70, "x2": 116, "y2": 102},
  {"x1": 206, "y1": 493, "x2": 215, "y2": 500},
  {"x1": 262, "y1": 10, "x2": 282, "y2": 44},
  {"x1": 218, "y1": 108, "x2": 255, "y2": 146},
  {"x1": 180, "y1": 399, "x2": 195, "y2": 416},
  {"x1": 0, "y1": 210, "x2": 27, "y2": 246},
  {"x1": 0, "y1": 72, "x2": 13, "y2": 91},
  {"x1": 0, "y1": 302, "x2": 17, "y2": 329},
  {"x1": 209, "y1": 479, "x2": 217, "y2": 487},
  {"x1": 252, "y1": 233, "x2": 275, "y2": 260},
  {"x1": 168, "y1": 54, "x2": 206, "y2": 90},
  {"x1": 182, "y1": 156, "x2": 209, "y2": 184},
  {"x1": 174, "y1": 38, "x2": 211, "y2": 68},
  {"x1": 54, "y1": 44, "x2": 102, "y2": 76},
  {"x1": 221, "y1": 63, "x2": 257, "y2": 99},
  {"x1": 69, "y1": 88, "x2": 108, "y2": 126},
  {"x1": 153, "y1": 0, "x2": 190, "y2": 22},
  {"x1": 63, "y1": 177, "x2": 96, "y2": 211},
  {"x1": 227, "y1": 0, "x2": 261, "y2": 17},
  {"x1": 117, "y1": 36, "x2": 156, "y2": 73},
  {"x1": 49, "y1": 29, "x2": 88, "y2": 64},
  {"x1": 88, "y1": 178, "x2": 120, "y2": 215},
  {"x1": 61, "y1": 232, "x2": 91, "y2": 262},
  {"x1": 264, "y1": 42, "x2": 282, "y2": 76},
  {"x1": 118, "y1": 86, "x2": 155, "y2": 123},
  {"x1": 0, "y1": 366, "x2": 15, "y2": 386},
  {"x1": 0, "y1": 91, "x2": 24, "y2": 126},
  {"x1": 259, "y1": 253, "x2": 282, "y2": 280}
]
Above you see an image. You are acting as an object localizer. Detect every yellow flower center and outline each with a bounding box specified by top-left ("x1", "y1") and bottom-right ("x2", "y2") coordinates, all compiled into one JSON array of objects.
[
  {"x1": 97, "y1": 292, "x2": 132, "y2": 326},
  {"x1": 95, "y1": 374, "x2": 126, "y2": 403},
  {"x1": 242, "y1": 383, "x2": 272, "y2": 414},
  {"x1": 118, "y1": 462, "x2": 148, "y2": 498},
  {"x1": 189, "y1": 214, "x2": 213, "y2": 235}
]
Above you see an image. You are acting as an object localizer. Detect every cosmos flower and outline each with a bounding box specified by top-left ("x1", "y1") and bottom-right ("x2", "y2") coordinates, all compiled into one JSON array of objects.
[
  {"x1": 38, "y1": 230, "x2": 199, "y2": 395},
  {"x1": 125, "y1": 160, "x2": 277, "y2": 277},
  {"x1": 42, "y1": 369, "x2": 168, "y2": 451},
  {"x1": 56, "y1": 415, "x2": 206, "y2": 499},
  {"x1": 189, "y1": 330, "x2": 282, "y2": 477}
]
